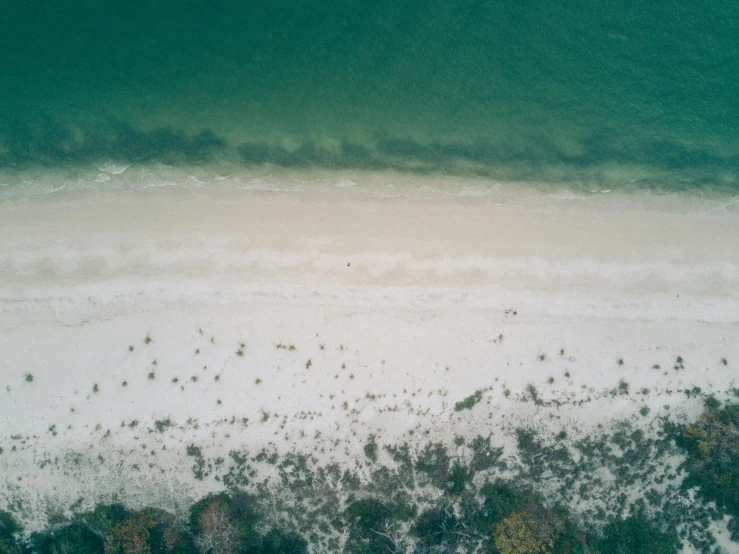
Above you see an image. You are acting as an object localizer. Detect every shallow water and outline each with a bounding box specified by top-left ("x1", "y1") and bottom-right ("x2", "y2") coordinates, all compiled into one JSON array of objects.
[{"x1": 1, "y1": 0, "x2": 738, "y2": 196}]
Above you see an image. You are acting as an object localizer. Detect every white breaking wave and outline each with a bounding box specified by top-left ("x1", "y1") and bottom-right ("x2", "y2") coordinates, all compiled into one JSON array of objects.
[{"x1": 98, "y1": 162, "x2": 130, "y2": 175}]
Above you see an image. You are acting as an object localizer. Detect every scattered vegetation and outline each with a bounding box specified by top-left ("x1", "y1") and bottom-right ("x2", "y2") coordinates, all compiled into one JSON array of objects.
[
  {"x1": 4, "y1": 399, "x2": 738, "y2": 554},
  {"x1": 614, "y1": 379, "x2": 629, "y2": 396},
  {"x1": 454, "y1": 389, "x2": 483, "y2": 411},
  {"x1": 154, "y1": 418, "x2": 173, "y2": 433}
]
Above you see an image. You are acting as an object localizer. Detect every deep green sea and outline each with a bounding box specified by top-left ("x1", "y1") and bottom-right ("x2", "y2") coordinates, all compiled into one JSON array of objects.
[{"x1": 1, "y1": 0, "x2": 738, "y2": 197}]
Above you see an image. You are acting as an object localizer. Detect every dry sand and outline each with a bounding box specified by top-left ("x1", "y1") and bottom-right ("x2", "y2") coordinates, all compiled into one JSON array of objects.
[{"x1": 1, "y1": 188, "x2": 738, "y2": 536}]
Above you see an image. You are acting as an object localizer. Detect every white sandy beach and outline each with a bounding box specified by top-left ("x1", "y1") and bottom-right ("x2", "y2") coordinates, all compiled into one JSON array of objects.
[{"x1": 1, "y1": 187, "x2": 738, "y2": 542}]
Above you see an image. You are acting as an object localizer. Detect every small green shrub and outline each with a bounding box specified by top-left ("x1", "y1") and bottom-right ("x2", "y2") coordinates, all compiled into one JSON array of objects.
[
  {"x1": 364, "y1": 441, "x2": 378, "y2": 462},
  {"x1": 599, "y1": 514, "x2": 677, "y2": 553},
  {"x1": 455, "y1": 390, "x2": 483, "y2": 411},
  {"x1": 154, "y1": 418, "x2": 173, "y2": 433}
]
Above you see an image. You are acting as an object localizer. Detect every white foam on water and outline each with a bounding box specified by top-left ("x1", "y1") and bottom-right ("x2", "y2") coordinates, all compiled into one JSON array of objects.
[{"x1": 98, "y1": 162, "x2": 130, "y2": 175}]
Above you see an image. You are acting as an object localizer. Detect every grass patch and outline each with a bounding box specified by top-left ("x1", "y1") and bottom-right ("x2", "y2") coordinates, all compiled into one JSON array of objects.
[{"x1": 154, "y1": 418, "x2": 173, "y2": 433}]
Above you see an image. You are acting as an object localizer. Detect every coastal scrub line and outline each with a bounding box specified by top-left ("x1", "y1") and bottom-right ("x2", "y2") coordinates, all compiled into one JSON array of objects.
[{"x1": 1, "y1": 402, "x2": 737, "y2": 553}]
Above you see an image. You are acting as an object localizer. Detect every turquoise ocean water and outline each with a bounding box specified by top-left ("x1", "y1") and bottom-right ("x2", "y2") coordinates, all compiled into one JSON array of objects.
[{"x1": 1, "y1": 0, "x2": 738, "y2": 198}]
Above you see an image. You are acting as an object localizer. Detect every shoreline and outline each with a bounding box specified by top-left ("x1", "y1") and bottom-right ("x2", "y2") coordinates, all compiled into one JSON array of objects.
[{"x1": 2, "y1": 164, "x2": 739, "y2": 213}]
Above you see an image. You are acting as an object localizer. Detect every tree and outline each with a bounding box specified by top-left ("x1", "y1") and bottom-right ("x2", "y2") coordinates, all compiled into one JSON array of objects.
[
  {"x1": 0, "y1": 512, "x2": 25, "y2": 554},
  {"x1": 106, "y1": 510, "x2": 157, "y2": 554},
  {"x1": 344, "y1": 498, "x2": 409, "y2": 553},
  {"x1": 258, "y1": 528, "x2": 307, "y2": 554},
  {"x1": 412, "y1": 505, "x2": 459, "y2": 551},
  {"x1": 493, "y1": 506, "x2": 563, "y2": 554},
  {"x1": 192, "y1": 498, "x2": 239, "y2": 554},
  {"x1": 31, "y1": 521, "x2": 104, "y2": 554},
  {"x1": 680, "y1": 404, "x2": 739, "y2": 512},
  {"x1": 599, "y1": 515, "x2": 677, "y2": 554}
]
